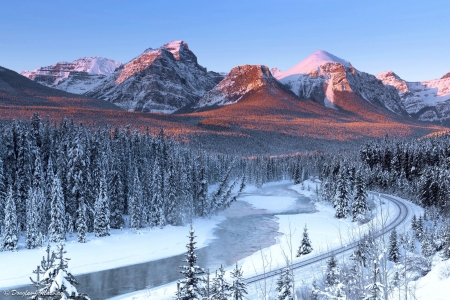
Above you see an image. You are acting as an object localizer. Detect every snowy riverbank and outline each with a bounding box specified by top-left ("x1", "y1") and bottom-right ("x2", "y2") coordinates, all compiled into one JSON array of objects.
[
  {"x1": 111, "y1": 179, "x2": 427, "y2": 300},
  {"x1": 0, "y1": 216, "x2": 225, "y2": 289}
]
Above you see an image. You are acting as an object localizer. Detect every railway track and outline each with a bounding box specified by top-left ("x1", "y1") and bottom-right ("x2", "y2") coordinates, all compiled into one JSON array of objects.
[{"x1": 244, "y1": 193, "x2": 410, "y2": 284}]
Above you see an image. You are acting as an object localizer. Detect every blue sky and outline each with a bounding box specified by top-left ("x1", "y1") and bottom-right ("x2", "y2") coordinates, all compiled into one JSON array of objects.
[{"x1": 1, "y1": 0, "x2": 449, "y2": 81}]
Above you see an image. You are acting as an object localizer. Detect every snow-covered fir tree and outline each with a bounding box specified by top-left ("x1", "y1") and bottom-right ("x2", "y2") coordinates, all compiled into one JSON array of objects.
[
  {"x1": 48, "y1": 175, "x2": 66, "y2": 243},
  {"x1": 2, "y1": 185, "x2": 18, "y2": 251},
  {"x1": 94, "y1": 172, "x2": 110, "y2": 237},
  {"x1": 128, "y1": 168, "x2": 142, "y2": 230},
  {"x1": 26, "y1": 188, "x2": 40, "y2": 249},
  {"x1": 388, "y1": 228, "x2": 400, "y2": 263},
  {"x1": 230, "y1": 263, "x2": 247, "y2": 300},
  {"x1": 76, "y1": 199, "x2": 87, "y2": 243},
  {"x1": 333, "y1": 171, "x2": 350, "y2": 219},
  {"x1": 0, "y1": 157, "x2": 6, "y2": 230},
  {"x1": 35, "y1": 244, "x2": 90, "y2": 299},
  {"x1": 210, "y1": 264, "x2": 231, "y2": 300},
  {"x1": 276, "y1": 267, "x2": 294, "y2": 300},
  {"x1": 297, "y1": 224, "x2": 313, "y2": 256},
  {"x1": 352, "y1": 171, "x2": 368, "y2": 222},
  {"x1": 178, "y1": 225, "x2": 204, "y2": 300}
]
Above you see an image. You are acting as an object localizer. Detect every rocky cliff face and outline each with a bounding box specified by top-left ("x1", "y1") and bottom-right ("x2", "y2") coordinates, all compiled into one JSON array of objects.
[
  {"x1": 377, "y1": 71, "x2": 450, "y2": 122},
  {"x1": 85, "y1": 41, "x2": 223, "y2": 113},
  {"x1": 275, "y1": 51, "x2": 405, "y2": 115},
  {"x1": 21, "y1": 57, "x2": 121, "y2": 94},
  {"x1": 196, "y1": 65, "x2": 283, "y2": 108}
]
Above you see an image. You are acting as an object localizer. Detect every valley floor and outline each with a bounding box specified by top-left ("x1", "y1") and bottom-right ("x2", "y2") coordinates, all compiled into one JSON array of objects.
[
  {"x1": 107, "y1": 180, "x2": 445, "y2": 300},
  {"x1": 1, "y1": 179, "x2": 448, "y2": 300}
]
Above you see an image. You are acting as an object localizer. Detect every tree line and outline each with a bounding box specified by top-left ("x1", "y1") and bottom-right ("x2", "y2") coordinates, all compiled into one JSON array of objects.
[{"x1": 1, "y1": 114, "x2": 243, "y2": 250}]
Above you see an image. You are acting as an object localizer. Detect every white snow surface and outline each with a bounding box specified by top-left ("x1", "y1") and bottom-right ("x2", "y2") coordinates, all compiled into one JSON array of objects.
[
  {"x1": 377, "y1": 70, "x2": 450, "y2": 121},
  {"x1": 414, "y1": 258, "x2": 450, "y2": 300},
  {"x1": 110, "y1": 180, "x2": 434, "y2": 300},
  {"x1": 22, "y1": 57, "x2": 121, "y2": 78},
  {"x1": 276, "y1": 50, "x2": 351, "y2": 80},
  {"x1": 0, "y1": 217, "x2": 224, "y2": 288}
]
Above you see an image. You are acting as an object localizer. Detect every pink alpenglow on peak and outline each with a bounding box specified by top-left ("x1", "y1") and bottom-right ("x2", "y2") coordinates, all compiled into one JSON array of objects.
[{"x1": 276, "y1": 50, "x2": 352, "y2": 80}]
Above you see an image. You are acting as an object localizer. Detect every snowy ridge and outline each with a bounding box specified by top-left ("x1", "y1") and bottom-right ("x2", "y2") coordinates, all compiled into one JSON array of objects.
[
  {"x1": 276, "y1": 50, "x2": 352, "y2": 81},
  {"x1": 21, "y1": 57, "x2": 121, "y2": 94},
  {"x1": 196, "y1": 65, "x2": 279, "y2": 108},
  {"x1": 377, "y1": 71, "x2": 450, "y2": 122},
  {"x1": 86, "y1": 40, "x2": 223, "y2": 113},
  {"x1": 276, "y1": 52, "x2": 404, "y2": 114}
]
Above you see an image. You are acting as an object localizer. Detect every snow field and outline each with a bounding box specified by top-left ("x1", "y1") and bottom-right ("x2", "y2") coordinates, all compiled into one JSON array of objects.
[
  {"x1": 112, "y1": 179, "x2": 418, "y2": 300},
  {"x1": 0, "y1": 216, "x2": 225, "y2": 289}
]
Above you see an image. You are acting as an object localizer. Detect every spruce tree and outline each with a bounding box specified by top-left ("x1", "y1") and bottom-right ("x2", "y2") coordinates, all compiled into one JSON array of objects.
[
  {"x1": 26, "y1": 188, "x2": 40, "y2": 249},
  {"x1": 48, "y1": 175, "x2": 66, "y2": 242},
  {"x1": 0, "y1": 157, "x2": 6, "y2": 231},
  {"x1": 211, "y1": 264, "x2": 231, "y2": 300},
  {"x1": 388, "y1": 228, "x2": 400, "y2": 263},
  {"x1": 2, "y1": 186, "x2": 18, "y2": 251},
  {"x1": 276, "y1": 267, "x2": 294, "y2": 300},
  {"x1": 94, "y1": 172, "x2": 110, "y2": 237},
  {"x1": 297, "y1": 224, "x2": 313, "y2": 256},
  {"x1": 178, "y1": 225, "x2": 204, "y2": 300},
  {"x1": 311, "y1": 279, "x2": 319, "y2": 300},
  {"x1": 352, "y1": 172, "x2": 368, "y2": 222},
  {"x1": 108, "y1": 161, "x2": 124, "y2": 229},
  {"x1": 76, "y1": 199, "x2": 87, "y2": 243},
  {"x1": 128, "y1": 169, "x2": 142, "y2": 230},
  {"x1": 334, "y1": 172, "x2": 350, "y2": 219},
  {"x1": 36, "y1": 244, "x2": 90, "y2": 299},
  {"x1": 230, "y1": 263, "x2": 247, "y2": 300}
]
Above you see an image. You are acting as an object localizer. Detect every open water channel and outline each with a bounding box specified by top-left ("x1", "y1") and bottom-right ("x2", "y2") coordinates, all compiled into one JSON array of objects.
[{"x1": 0, "y1": 183, "x2": 315, "y2": 300}]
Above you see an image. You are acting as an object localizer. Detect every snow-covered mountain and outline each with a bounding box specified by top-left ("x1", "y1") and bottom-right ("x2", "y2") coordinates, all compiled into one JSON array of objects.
[
  {"x1": 21, "y1": 57, "x2": 121, "y2": 94},
  {"x1": 275, "y1": 50, "x2": 405, "y2": 115},
  {"x1": 86, "y1": 41, "x2": 223, "y2": 113},
  {"x1": 376, "y1": 71, "x2": 450, "y2": 122},
  {"x1": 196, "y1": 65, "x2": 282, "y2": 108}
]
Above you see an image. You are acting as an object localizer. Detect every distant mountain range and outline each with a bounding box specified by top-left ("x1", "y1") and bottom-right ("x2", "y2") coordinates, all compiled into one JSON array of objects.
[
  {"x1": 0, "y1": 40, "x2": 447, "y2": 154},
  {"x1": 18, "y1": 42, "x2": 450, "y2": 124}
]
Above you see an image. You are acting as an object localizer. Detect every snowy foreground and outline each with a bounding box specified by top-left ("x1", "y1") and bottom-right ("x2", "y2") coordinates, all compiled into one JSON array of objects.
[
  {"x1": 1, "y1": 180, "x2": 448, "y2": 299},
  {"x1": 0, "y1": 216, "x2": 225, "y2": 288},
  {"x1": 103, "y1": 180, "x2": 447, "y2": 300}
]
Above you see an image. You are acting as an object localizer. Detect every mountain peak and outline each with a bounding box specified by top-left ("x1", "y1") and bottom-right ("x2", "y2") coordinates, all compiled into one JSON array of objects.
[
  {"x1": 162, "y1": 40, "x2": 191, "y2": 61},
  {"x1": 441, "y1": 72, "x2": 450, "y2": 80},
  {"x1": 276, "y1": 50, "x2": 351, "y2": 80}
]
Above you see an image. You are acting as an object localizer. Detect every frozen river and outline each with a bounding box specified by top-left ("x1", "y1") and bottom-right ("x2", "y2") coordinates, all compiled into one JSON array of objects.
[{"x1": 0, "y1": 183, "x2": 314, "y2": 300}]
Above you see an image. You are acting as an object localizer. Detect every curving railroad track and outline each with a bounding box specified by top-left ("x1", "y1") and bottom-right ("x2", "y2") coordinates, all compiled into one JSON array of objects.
[{"x1": 244, "y1": 193, "x2": 411, "y2": 284}]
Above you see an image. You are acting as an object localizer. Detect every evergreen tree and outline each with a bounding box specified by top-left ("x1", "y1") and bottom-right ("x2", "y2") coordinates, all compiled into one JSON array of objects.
[
  {"x1": 334, "y1": 172, "x2": 350, "y2": 219},
  {"x1": 276, "y1": 267, "x2": 294, "y2": 300},
  {"x1": 94, "y1": 172, "x2": 110, "y2": 237},
  {"x1": 388, "y1": 228, "x2": 400, "y2": 263},
  {"x1": 416, "y1": 215, "x2": 424, "y2": 241},
  {"x1": 210, "y1": 264, "x2": 231, "y2": 300},
  {"x1": 325, "y1": 255, "x2": 339, "y2": 287},
  {"x1": 128, "y1": 169, "x2": 142, "y2": 230},
  {"x1": 178, "y1": 225, "x2": 204, "y2": 300},
  {"x1": 26, "y1": 188, "x2": 40, "y2": 249},
  {"x1": 230, "y1": 263, "x2": 247, "y2": 300},
  {"x1": 36, "y1": 244, "x2": 90, "y2": 300},
  {"x1": 2, "y1": 186, "x2": 18, "y2": 251},
  {"x1": 0, "y1": 158, "x2": 7, "y2": 231},
  {"x1": 108, "y1": 160, "x2": 125, "y2": 229},
  {"x1": 293, "y1": 163, "x2": 301, "y2": 185},
  {"x1": 352, "y1": 172, "x2": 368, "y2": 222},
  {"x1": 76, "y1": 199, "x2": 87, "y2": 243},
  {"x1": 297, "y1": 224, "x2": 313, "y2": 256},
  {"x1": 421, "y1": 231, "x2": 436, "y2": 258},
  {"x1": 310, "y1": 280, "x2": 319, "y2": 300},
  {"x1": 48, "y1": 175, "x2": 66, "y2": 242}
]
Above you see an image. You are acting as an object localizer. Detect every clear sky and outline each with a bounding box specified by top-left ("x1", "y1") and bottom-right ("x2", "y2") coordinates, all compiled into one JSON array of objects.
[{"x1": 1, "y1": 0, "x2": 449, "y2": 81}]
